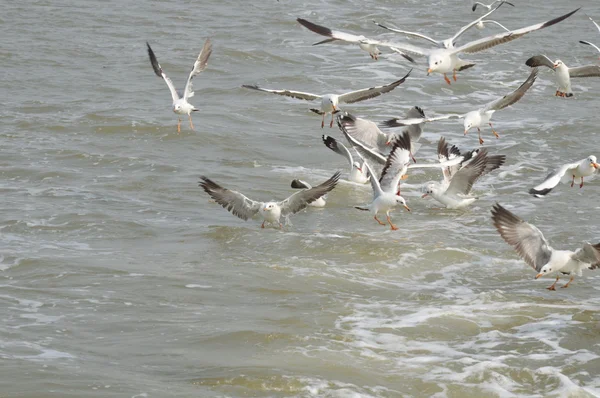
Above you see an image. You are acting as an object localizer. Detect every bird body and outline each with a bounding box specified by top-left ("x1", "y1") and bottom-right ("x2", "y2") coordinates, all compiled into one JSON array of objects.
[
  {"x1": 525, "y1": 55, "x2": 600, "y2": 97},
  {"x1": 529, "y1": 156, "x2": 599, "y2": 197}
]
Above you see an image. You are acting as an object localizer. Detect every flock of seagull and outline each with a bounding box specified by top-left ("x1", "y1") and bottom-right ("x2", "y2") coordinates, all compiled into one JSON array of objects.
[{"x1": 147, "y1": 2, "x2": 600, "y2": 289}]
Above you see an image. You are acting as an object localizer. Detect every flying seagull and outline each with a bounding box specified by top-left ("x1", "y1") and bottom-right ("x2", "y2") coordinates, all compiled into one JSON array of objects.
[
  {"x1": 381, "y1": 68, "x2": 538, "y2": 145},
  {"x1": 242, "y1": 70, "x2": 411, "y2": 128},
  {"x1": 322, "y1": 135, "x2": 369, "y2": 184},
  {"x1": 374, "y1": 8, "x2": 578, "y2": 84},
  {"x1": 296, "y1": 18, "x2": 416, "y2": 62},
  {"x1": 147, "y1": 39, "x2": 212, "y2": 133},
  {"x1": 525, "y1": 55, "x2": 600, "y2": 97},
  {"x1": 374, "y1": 1, "x2": 512, "y2": 50},
  {"x1": 199, "y1": 172, "x2": 340, "y2": 229},
  {"x1": 491, "y1": 203, "x2": 600, "y2": 290},
  {"x1": 472, "y1": 0, "x2": 514, "y2": 12},
  {"x1": 529, "y1": 156, "x2": 599, "y2": 197}
]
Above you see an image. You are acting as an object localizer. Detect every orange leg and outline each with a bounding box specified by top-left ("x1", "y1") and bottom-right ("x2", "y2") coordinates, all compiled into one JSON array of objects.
[
  {"x1": 321, "y1": 114, "x2": 325, "y2": 129},
  {"x1": 561, "y1": 275, "x2": 574, "y2": 288},
  {"x1": 330, "y1": 114, "x2": 334, "y2": 128},
  {"x1": 489, "y1": 122, "x2": 499, "y2": 139},
  {"x1": 261, "y1": 221, "x2": 265, "y2": 229},
  {"x1": 387, "y1": 215, "x2": 398, "y2": 231},
  {"x1": 570, "y1": 175, "x2": 575, "y2": 188},
  {"x1": 555, "y1": 90, "x2": 560, "y2": 97},
  {"x1": 477, "y1": 128, "x2": 484, "y2": 145},
  {"x1": 453, "y1": 69, "x2": 457, "y2": 81},
  {"x1": 177, "y1": 118, "x2": 181, "y2": 134},
  {"x1": 374, "y1": 215, "x2": 386, "y2": 226},
  {"x1": 547, "y1": 276, "x2": 559, "y2": 291},
  {"x1": 188, "y1": 114, "x2": 195, "y2": 130},
  {"x1": 279, "y1": 223, "x2": 283, "y2": 229},
  {"x1": 580, "y1": 177, "x2": 584, "y2": 188},
  {"x1": 444, "y1": 74, "x2": 451, "y2": 85}
]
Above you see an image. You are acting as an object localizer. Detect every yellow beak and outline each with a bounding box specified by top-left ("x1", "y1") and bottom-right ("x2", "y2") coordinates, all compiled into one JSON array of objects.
[
  {"x1": 535, "y1": 273, "x2": 543, "y2": 279},
  {"x1": 553, "y1": 64, "x2": 559, "y2": 69},
  {"x1": 592, "y1": 162, "x2": 599, "y2": 169},
  {"x1": 427, "y1": 68, "x2": 433, "y2": 75},
  {"x1": 404, "y1": 205, "x2": 411, "y2": 212},
  {"x1": 421, "y1": 193, "x2": 429, "y2": 198},
  {"x1": 464, "y1": 129, "x2": 469, "y2": 135}
]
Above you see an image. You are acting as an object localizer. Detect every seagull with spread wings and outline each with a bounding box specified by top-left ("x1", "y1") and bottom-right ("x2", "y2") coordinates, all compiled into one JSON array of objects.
[
  {"x1": 491, "y1": 203, "x2": 600, "y2": 290},
  {"x1": 374, "y1": 8, "x2": 578, "y2": 84},
  {"x1": 199, "y1": 172, "x2": 340, "y2": 229},
  {"x1": 374, "y1": 1, "x2": 512, "y2": 50},
  {"x1": 321, "y1": 135, "x2": 369, "y2": 184},
  {"x1": 242, "y1": 70, "x2": 411, "y2": 128},
  {"x1": 296, "y1": 18, "x2": 415, "y2": 62},
  {"x1": 529, "y1": 156, "x2": 599, "y2": 197},
  {"x1": 147, "y1": 39, "x2": 212, "y2": 133},
  {"x1": 579, "y1": 16, "x2": 600, "y2": 59},
  {"x1": 381, "y1": 68, "x2": 538, "y2": 145},
  {"x1": 525, "y1": 55, "x2": 600, "y2": 97},
  {"x1": 472, "y1": 0, "x2": 514, "y2": 12}
]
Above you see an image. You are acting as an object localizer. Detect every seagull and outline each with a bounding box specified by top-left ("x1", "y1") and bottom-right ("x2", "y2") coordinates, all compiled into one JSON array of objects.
[
  {"x1": 381, "y1": 68, "x2": 538, "y2": 145},
  {"x1": 374, "y1": 8, "x2": 578, "y2": 84},
  {"x1": 322, "y1": 135, "x2": 369, "y2": 184},
  {"x1": 491, "y1": 203, "x2": 600, "y2": 290},
  {"x1": 579, "y1": 16, "x2": 600, "y2": 59},
  {"x1": 525, "y1": 55, "x2": 600, "y2": 97},
  {"x1": 374, "y1": 1, "x2": 511, "y2": 50},
  {"x1": 354, "y1": 144, "x2": 412, "y2": 231},
  {"x1": 529, "y1": 156, "x2": 599, "y2": 197},
  {"x1": 147, "y1": 39, "x2": 212, "y2": 133},
  {"x1": 338, "y1": 124, "x2": 464, "y2": 195},
  {"x1": 199, "y1": 172, "x2": 340, "y2": 229},
  {"x1": 242, "y1": 70, "x2": 411, "y2": 128},
  {"x1": 336, "y1": 108, "x2": 425, "y2": 161},
  {"x1": 472, "y1": 0, "x2": 514, "y2": 12},
  {"x1": 290, "y1": 179, "x2": 327, "y2": 207},
  {"x1": 421, "y1": 139, "x2": 505, "y2": 209},
  {"x1": 296, "y1": 18, "x2": 415, "y2": 62}
]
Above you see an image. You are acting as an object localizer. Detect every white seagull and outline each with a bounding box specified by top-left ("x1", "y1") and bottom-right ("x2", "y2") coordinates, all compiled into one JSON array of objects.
[
  {"x1": 525, "y1": 55, "x2": 600, "y2": 97},
  {"x1": 199, "y1": 172, "x2": 340, "y2": 229},
  {"x1": 529, "y1": 156, "x2": 599, "y2": 197},
  {"x1": 374, "y1": 1, "x2": 511, "y2": 50},
  {"x1": 147, "y1": 39, "x2": 212, "y2": 133},
  {"x1": 354, "y1": 144, "x2": 412, "y2": 231},
  {"x1": 421, "y1": 138, "x2": 505, "y2": 209},
  {"x1": 290, "y1": 179, "x2": 327, "y2": 207},
  {"x1": 381, "y1": 68, "x2": 538, "y2": 145},
  {"x1": 579, "y1": 16, "x2": 600, "y2": 59},
  {"x1": 472, "y1": 0, "x2": 514, "y2": 12},
  {"x1": 322, "y1": 135, "x2": 369, "y2": 184},
  {"x1": 242, "y1": 70, "x2": 411, "y2": 128},
  {"x1": 375, "y1": 8, "x2": 578, "y2": 84},
  {"x1": 491, "y1": 203, "x2": 600, "y2": 290},
  {"x1": 296, "y1": 18, "x2": 415, "y2": 62}
]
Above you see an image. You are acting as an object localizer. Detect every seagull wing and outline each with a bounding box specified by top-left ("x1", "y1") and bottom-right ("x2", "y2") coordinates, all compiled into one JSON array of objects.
[
  {"x1": 338, "y1": 70, "x2": 411, "y2": 104},
  {"x1": 147, "y1": 42, "x2": 180, "y2": 102},
  {"x1": 322, "y1": 134, "x2": 354, "y2": 169},
  {"x1": 437, "y1": 137, "x2": 462, "y2": 182},
  {"x1": 337, "y1": 112, "x2": 389, "y2": 151},
  {"x1": 491, "y1": 203, "x2": 553, "y2": 272},
  {"x1": 379, "y1": 132, "x2": 411, "y2": 193},
  {"x1": 338, "y1": 118, "x2": 388, "y2": 165},
  {"x1": 380, "y1": 113, "x2": 462, "y2": 128},
  {"x1": 525, "y1": 54, "x2": 555, "y2": 70},
  {"x1": 297, "y1": 18, "x2": 364, "y2": 44},
  {"x1": 199, "y1": 177, "x2": 261, "y2": 221},
  {"x1": 452, "y1": 8, "x2": 579, "y2": 55},
  {"x1": 291, "y1": 179, "x2": 313, "y2": 190},
  {"x1": 183, "y1": 38, "x2": 212, "y2": 101},
  {"x1": 589, "y1": 15, "x2": 600, "y2": 34},
  {"x1": 446, "y1": 149, "x2": 489, "y2": 195},
  {"x1": 279, "y1": 172, "x2": 340, "y2": 215},
  {"x1": 242, "y1": 85, "x2": 321, "y2": 101},
  {"x1": 572, "y1": 243, "x2": 600, "y2": 269},
  {"x1": 484, "y1": 68, "x2": 538, "y2": 111},
  {"x1": 372, "y1": 21, "x2": 442, "y2": 47},
  {"x1": 579, "y1": 40, "x2": 600, "y2": 54},
  {"x1": 528, "y1": 162, "x2": 580, "y2": 197},
  {"x1": 362, "y1": 161, "x2": 384, "y2": 198},
  {"x1": 569, "y1": 65, "x2": 600, "y2": 78},
  {"x1": 452, "y1": 1, "x2": 508, "y2": 44}
]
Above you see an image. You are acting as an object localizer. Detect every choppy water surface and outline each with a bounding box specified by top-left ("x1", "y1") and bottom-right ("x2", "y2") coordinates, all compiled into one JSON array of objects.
[{"x1": 2, "y1": 0, "x2": 600, "y2": 396}]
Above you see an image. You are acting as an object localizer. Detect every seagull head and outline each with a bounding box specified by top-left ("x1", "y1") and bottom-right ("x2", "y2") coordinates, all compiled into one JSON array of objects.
[
  {"x1": 427, "y1": 54, "x2": 446, "y2": 74},
  {"x1": 553, "y1": 60, "x2": 564, "y2": 69},
  {"x1": 463, "y1": 116, "x2": 475, "y2": 135},
  {"x1": 421, "y1": 182, "x2": 437, "y2": 198},
  {"x1": 173, "y1": 103, "x2": 182, "y2": 112},
  {"x1": 352, "y1": 161, "x2": 363, "y2": 173},
  {"x1": 588, "y1": 156, "x2": 599, "y2": 169},
  {"x1": 395, "y1": 195, "x2": 410, "y2": 212},
  {"x1": 535, "y1": 265, "x2": 553, "y2": 279},
  {"x1": 263, "y1": 203, "x2": 276, "y2": 212}
]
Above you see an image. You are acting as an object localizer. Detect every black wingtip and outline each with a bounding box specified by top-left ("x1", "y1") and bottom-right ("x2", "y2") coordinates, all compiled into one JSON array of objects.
[
  {"x1": 291, "y1": 179, "x2": 308, "y2": 189},
  {"x1": 471, "y1": 4, "x2": 477, "y2": 12},
  {"x1": 379, "y1": 118, "x2": 405, "y2": 128},
  {"x1": 528, "y1": 187, "x2": 552, "y2": 197},
  {"x1": 541, "y1": 8, "x2": 580, "y2": 30}
]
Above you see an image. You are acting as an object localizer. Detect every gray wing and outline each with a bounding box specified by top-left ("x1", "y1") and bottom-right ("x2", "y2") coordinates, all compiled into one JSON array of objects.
[
  {"x1": 453, "y1": 8, "x2": 580, "y2": 54},
  {"x1": 297, "y1": 18, "x2": 364, "y2": 44},
  {"x1": 569, "y1": 65, "x2": 600, "y2": 78},
  {"x1": 484, "y1": 68, "x2": 538, "y2": 111},
  {"x1": 525, "y1": 55, "x2": 555, "y2": 70},
  {"x1": 183, "y1": 38, "x2": 212, "y2": 101},
  {"x1": 338, "y1": 70, "x2": 411, "y2": 104},
  {"x1": 437, "y1": 137, "x2": 463, "y2": 183},
  {"x1": 572, "y1": 243, "x2": 600, "y2": 269},
  {"x1": 337, "y1": 112, "x2": 389, "y2": 152},
  {"x1": 528, "y1": 162, "x2": 579, "y2": 197},
  {"x1": 322, "y1": 134, "x2": 354, "y2": 169},
  {"x1": 338, "y1": 116, "x2": 387, "y2": 165},
  {"x1": 403, "y1": 106, "x2": 426, "y2": 142},
  {"x1": 491, "y1": 203, "x2": 553, "y2": 271},
  {"x1": 242, "y1": 85, "x2": 321, "y2": 101},
  {"x1": 589, "y1": 15, "x2": 600, "y2": 34},
  {"x1": 279, "y1": 172, "x2": 340, "y2": 215},
  {"x1": 380, "y1": 113, "x2": 462, "y2": 128},
  {"x1": 199, "y1": 177, "x2": 261, "y2": 221},
  {"x1": 378, "y1": 132, "x2": 412, "y2": 193},
  {"x1": 446, "y1": 149, "x2": 489, "y2": 195},
  {"x1": 146, "y1": 42, "x2": 180, "y2": 102},
  {"x1": 372, "y1": 21, "x2": 442, "y2": 47},
  {"x1": 579, "y1": 40, "x2": 600, "y2": 54}
]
